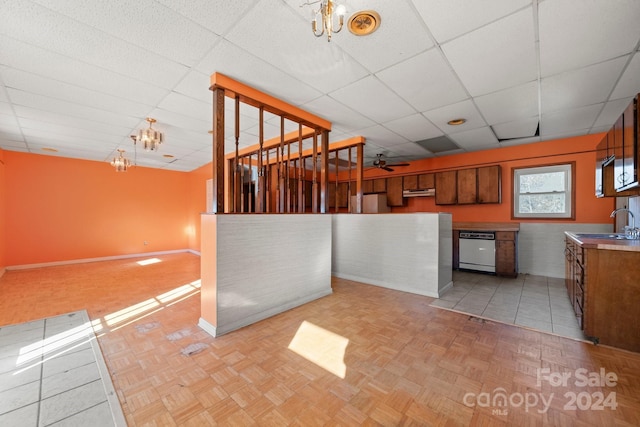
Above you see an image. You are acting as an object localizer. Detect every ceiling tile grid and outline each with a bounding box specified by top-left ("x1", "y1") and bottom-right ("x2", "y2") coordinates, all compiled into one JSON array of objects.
[{"x1": 0, "y1": 0, "x2": 639, "y2": 171}]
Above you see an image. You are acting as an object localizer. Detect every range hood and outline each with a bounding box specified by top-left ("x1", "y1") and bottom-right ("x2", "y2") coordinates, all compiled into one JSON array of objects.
[{"x1": 402, "y1": 188, "x2": 435, "y2": 197}]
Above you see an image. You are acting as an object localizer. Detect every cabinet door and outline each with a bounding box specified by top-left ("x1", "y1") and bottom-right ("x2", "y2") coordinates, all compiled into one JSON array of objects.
[
  {"x1": 456, "y1": 168, "x2": 477, "y2": 204},
  {"x1": 620, "y1": 99, "x2": 638, "y2": 190},
  {"x1": 613, "y1": 114, "x2": 626, "y2": 190},
  {"x1": 418, "y1": 173, "x2": 435, "y2": 189},
  {"x1": 495, "y1": 231, "x2": 517, "y2": 277},
  {"x1": 373, "y1": 178, "x2": 386, "y2": 193},
  {"x1": 595, "y1": 135, "x2": 608, "y2": 197},
  {"x1": 386, "y1": 176, "x2": 404, "y2": 207},
  {"x1": 403, "y1": 175, "x2": 418, "y2": 190},
  {"x1": 435, "y1": 171, "x2": 457, "y2": 205},
  {"x1": 477, "y1": 165, "x2": 501, "y2": 203},
  {"x1": 337, "y1": 182, "x2": 349, "y2": 208},
  {"x1": 362, "y1": 179, "x2": 373, "y2": 194}
]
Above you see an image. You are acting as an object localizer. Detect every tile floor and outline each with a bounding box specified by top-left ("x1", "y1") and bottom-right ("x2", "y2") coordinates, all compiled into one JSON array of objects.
[
  {"x1": 0, "y1": 310, "x2": 126, "y2": 426},
  {"x1": 432, "y1": 271, "x2": 586, "y2": 341}
]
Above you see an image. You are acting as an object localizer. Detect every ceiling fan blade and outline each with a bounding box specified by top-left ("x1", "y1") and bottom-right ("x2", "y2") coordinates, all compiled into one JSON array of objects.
[
  {"x1": 382, "y1": 166, "x2": 394, "y2": 172},
  {"x1": 387, "y1": 162, "x2": 410, "y2": 167}
]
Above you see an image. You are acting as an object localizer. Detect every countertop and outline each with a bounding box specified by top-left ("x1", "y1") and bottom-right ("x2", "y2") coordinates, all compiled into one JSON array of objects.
[
  {"x1": 452, "y1": 222, "x2": 520, "y2": 232},
  {"x1": 565, "y1": 231, "x2": 640, "y2": 252}
]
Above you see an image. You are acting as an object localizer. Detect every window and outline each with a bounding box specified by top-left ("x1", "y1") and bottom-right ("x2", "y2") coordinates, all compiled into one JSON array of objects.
[{"x1": 513, "y1": 163, "x2": 574, "y2": 219}]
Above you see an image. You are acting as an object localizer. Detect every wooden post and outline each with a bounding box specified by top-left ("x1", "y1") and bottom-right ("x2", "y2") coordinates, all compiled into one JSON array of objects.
[
  {"x1": 256, "y1": 107, "x2": 264, "y2": 213},
  {"x1": 298, "y1": 124, "x2": 304, "y2": 213},
  {"x1": 348, "y1": 147, "x2": 352, "y2": 214},
  {"x1": 356, "y1": 143, "x2": 363, "y2": 214},
  {"x1": 211, "y1": 88, "x2": 225, "y2": 214},
  {"x1": 320, "y1": 129, "x2": 329, "y2": 214},
  {"x1": 279, "y1": 117, "x2": 286, "y2": 213},
  {"x1": 312, "y1": 132, "x2": 318, "y2": 213}
]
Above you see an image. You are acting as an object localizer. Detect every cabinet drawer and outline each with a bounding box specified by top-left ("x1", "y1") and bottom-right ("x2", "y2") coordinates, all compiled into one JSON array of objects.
[{"x1": 495, "y1": 231, "x2": 515, "y2": 241}]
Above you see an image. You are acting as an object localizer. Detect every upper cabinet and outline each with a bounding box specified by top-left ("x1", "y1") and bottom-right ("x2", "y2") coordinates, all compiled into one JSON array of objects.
[
  {"x1": 477, "y1": 165, "x2": 501, "y2": 204},
  {"x1": 456, "y1": 169, "x2": 477, "y2": 204},
  {"x1": 386, "y1": 176, "x2": 405, "y2": 207},
  {"x1": 596, "y1": 94, "x2": 640, "y2": 197},
  {"x1": 435, "y1": 170, "x2": 458, "y2": 205}
]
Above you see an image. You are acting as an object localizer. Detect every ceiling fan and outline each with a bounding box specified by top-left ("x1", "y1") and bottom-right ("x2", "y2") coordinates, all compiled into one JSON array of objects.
[{"x1": 372, "y1": 153, "x2": 409, "y2": 172}]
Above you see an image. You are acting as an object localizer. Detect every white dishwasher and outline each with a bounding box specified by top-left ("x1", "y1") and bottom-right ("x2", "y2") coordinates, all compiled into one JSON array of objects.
[{"x1": 458, "y1": 231, "x2": 496, "y2": 273}]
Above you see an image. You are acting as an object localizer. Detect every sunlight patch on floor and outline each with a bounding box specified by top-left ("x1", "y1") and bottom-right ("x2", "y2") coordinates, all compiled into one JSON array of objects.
[{"x1": 288, "y1": 320, "x2": 348, "y2": 379}]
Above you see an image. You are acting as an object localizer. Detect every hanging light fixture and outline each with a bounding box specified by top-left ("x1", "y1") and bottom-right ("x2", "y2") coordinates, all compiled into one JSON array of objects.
[
  {"x1": 134, "y1": 117, "x2": 164, "y2": 151},
  {"x1": 310, "y1": 0, "x2": 347, "y2": 42},
  {"x1": 111, "y1": 149, "x2": 131, "y2": 172}
]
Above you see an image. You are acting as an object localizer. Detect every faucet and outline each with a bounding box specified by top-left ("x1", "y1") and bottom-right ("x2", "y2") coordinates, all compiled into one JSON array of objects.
[{"x1": 610, "y1": 208, "x2": 636, "y2": 237}]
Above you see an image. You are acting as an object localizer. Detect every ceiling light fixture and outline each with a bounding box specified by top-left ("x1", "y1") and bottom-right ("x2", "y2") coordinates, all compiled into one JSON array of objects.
[
  {"x1": 447, "y1": 118, "x2": 467, "y2": 126},
  {"x1": 309, "y1": 0, "x2": 347, "y2": 42},
  {"x1": 348, "y1": 10, "x2": 381, "y2": 36},
  {"x1": 111, "y1": 149, "x2": 131, "y2": 172},
  {"x1": 133, "y1": 117, "x2": 164, "y2": 151}
]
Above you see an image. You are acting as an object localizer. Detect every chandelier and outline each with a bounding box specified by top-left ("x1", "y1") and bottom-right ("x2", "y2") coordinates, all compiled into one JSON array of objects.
[
  {"x1": 111, "y1": 149, "x2": 131, "y2": 172},
  {"x1": 134, "y1": 117, "x2": 163, "y2": 151},
  {"x1": 310, "y1": 0, "x2": 347, "y2": 42}
]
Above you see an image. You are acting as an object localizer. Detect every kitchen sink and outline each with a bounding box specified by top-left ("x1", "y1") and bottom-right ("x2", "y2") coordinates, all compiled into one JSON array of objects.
[{"x1": 573, "y1": 233, "x2": 636, "y2": 240}]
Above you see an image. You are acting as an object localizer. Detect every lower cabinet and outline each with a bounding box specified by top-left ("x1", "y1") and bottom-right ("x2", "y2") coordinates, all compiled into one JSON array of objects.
[
  {"x1": 564, "y1": 235, "x2": 640, "y2": 352},
  {"x1": 495, "y1": 231, "x2": 517, "y2": 278}
]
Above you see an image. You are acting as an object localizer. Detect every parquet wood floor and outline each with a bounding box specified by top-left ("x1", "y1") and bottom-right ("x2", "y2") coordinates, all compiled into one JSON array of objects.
[{"x1": 1, "y1": 252, "x2": 639, "y2": 426}]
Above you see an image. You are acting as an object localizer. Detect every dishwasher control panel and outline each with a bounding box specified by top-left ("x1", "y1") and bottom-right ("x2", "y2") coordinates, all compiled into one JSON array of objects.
[{"x1": 459, "y1": 231, "x2": 495, "y2": 240}]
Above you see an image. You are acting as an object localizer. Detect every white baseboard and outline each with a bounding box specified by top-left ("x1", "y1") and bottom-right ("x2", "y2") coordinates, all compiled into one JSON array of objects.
[
  {"x1": 6, "y1": 249, "x2": 201, "y2": 271},
  {"x1": 198, "y1": 317, "x2": 217, "y2": 338}
]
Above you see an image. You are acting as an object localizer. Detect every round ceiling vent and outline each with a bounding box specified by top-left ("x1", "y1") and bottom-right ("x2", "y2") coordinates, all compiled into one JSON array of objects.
[{"x1": 348, "y1": 10, "x2": 381, "y2": 36}]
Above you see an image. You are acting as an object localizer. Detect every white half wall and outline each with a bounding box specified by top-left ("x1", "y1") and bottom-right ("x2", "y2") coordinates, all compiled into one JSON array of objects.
[
  {"x1": 200, "y1": 214, "x2": 332, "y2": 337},
  {"x1": 331, "y1": 213, "x2": 452, "y2": 298},
  {"x1": 517, "y1": 222, "x2": 612, "y2": 278}
]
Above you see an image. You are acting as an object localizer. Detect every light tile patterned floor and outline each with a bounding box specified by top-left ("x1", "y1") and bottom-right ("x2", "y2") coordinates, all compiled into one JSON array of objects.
[
  {"x1": 0, "y1": 253, "x2": 639, "y2": 426},
  {"x1": 0, "y1": 310, "x2": 125, "y2": 426},
  {"x1": 432, "y1": 271, "x2": 587, "y2": 341}
]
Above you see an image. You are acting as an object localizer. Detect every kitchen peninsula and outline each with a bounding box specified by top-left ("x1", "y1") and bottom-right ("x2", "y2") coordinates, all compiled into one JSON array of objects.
[{"x1": 565, "y1": 232, "x2": 640, "y2": 353}]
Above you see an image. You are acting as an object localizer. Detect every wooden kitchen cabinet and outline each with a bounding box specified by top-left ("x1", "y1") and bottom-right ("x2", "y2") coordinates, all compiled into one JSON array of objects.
[
  {"x1": 477, "y1": 165, "x2": 501, "y2": 203},
  {"x1": 373, "y1": 178, "x2": 386, "y2": 193},
  {"x1": 613, "y1": 95, "x2": 638, "y2": 191},
  {"x1": 495, "y1": 231, "x2": 517, "y2": 278},
  {"x1": 386, "y1": 176, "x2": 404, "y2": 207},
  {"x1": 328, "y1": 182, "x2": 348, "y2": 209},
  {"x1": 403, "y1": 175, "x2": 418, "y2": 190},
  {"x1": 564, "y1": 234, "x2": 640, "y2": 352},
  {"x1": 435, "y1": 170, "x2": 457, "y2": 205},
  {"x1": 456, "y1": 168, "x2": 477, "y2": 204},
  {"x1": 418, "y1": 173, "x2": 435, "y2": 190},
  {"x1": 362, "y1": 179, "x2": 373, "y2": 194}
]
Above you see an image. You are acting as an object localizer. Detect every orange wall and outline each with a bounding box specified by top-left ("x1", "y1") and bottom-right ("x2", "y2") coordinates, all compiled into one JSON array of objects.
[
  {"x1": 187, "y1": 163, "x2": 212, "y2": 252},
  {"x1": 5, "y1": 151, "x2": 191, "y2": 266},
  {"x1": 0, "y1": 149, "x2": 6, "y2": 272},
  {"x1": 346, "y1": 134, "x2": 615, "y2": 224}
]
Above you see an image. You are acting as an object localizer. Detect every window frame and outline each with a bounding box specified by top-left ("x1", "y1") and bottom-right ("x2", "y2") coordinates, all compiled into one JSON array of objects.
[{"x1": 512, "y1": 162, "x2": 576, "y2": 220}]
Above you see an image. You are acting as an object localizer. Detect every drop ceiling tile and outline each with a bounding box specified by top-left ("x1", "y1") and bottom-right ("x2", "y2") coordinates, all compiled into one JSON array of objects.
[
  {"x1": 156, "y1": 0, "x2": 255, "y2": 36},
  {"x1": 332, "y1": 0, "x2": 434, "y2": 73},
  {"x1": 441, "y1": 7, "x2": 537, "y2": 96},
  {"x1": 376, "y1": 49, "x2": 469, "y2": 112},
  {"x1": 412, "y1": 0, "x2": 531, "y2": 43},
  {"x1": 492, "y1": 117, "x2": 539, "y2": 140},
  {"x1": 422, "y1": 99, "x2": 487, "y2": 134},
  {"x1": 224, "y1": 1, "x2": 368, "y2": 93},
  {"x1": 0, "y1": 1, "x2": 189, "y2": 88},
  {"x1": 1, "y1": 68, "x2": 154, "y2": 117},
  {"x1": 302, "y1": 95, "x2": 374, "y2": 133},
  {"x1": 147, "y1": 108, "x2": 209, "y2": 136},
  {"x1": 32, "y1": 0, "x2": 220, "y2": 66},
  {"x1": 196, "y1": 40, "x2": 321, "y2": 106},
  {"x1": 8, "y1": 89, "x2": 140, "y2": 129},
  {"x1": 474, "y1": 81, "x2": 538, "y2": 125},
  {"x1": 382, "y1": 114, "x2": 442, "y2": 142},
  {"x1": 0, "y1": 36, "x2": 171, "y2": 105},
  {"x1": 498, "y1": 135, "x2": 540, "y2": 147},
  {"x1": 541, "y1": 56, "x2": 628, "y2": 113},
  {"x1": 157, "y1": 92, "x2": 211, "y2": 122},
  {"x1": 17, "y1": 118, "x2": 123, "y2": 144},
  {"x1": 610, "y1": 53, "x2": 640, "y2": 100},
  {"x1": 384, "y1": 142, "x2": 432, "y2": 159},
  {"x1": 351, "y1": 124, "x2": 409, "y2": 149},
  {"x1": 0, "y1": 139, "x2": 27, "y2": 150},
  {"x1": 539, "y1": 0, "x2": 640, "y2": 77},
  {"x1": 540, "y1": 104, "x2": 602, "y2": 136},
  {"x1": 329, "y1": 76, "x2": 415, "y2": 124},
  {"x1": 171, "y1": 71, "x2": 212, "y2": 104},
  {"x1": 449, "y1": 126, "x2": 499, "y2": 150},
  {"x1": 593, "y1": 98, "x2": 633, "y2": 129}
]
